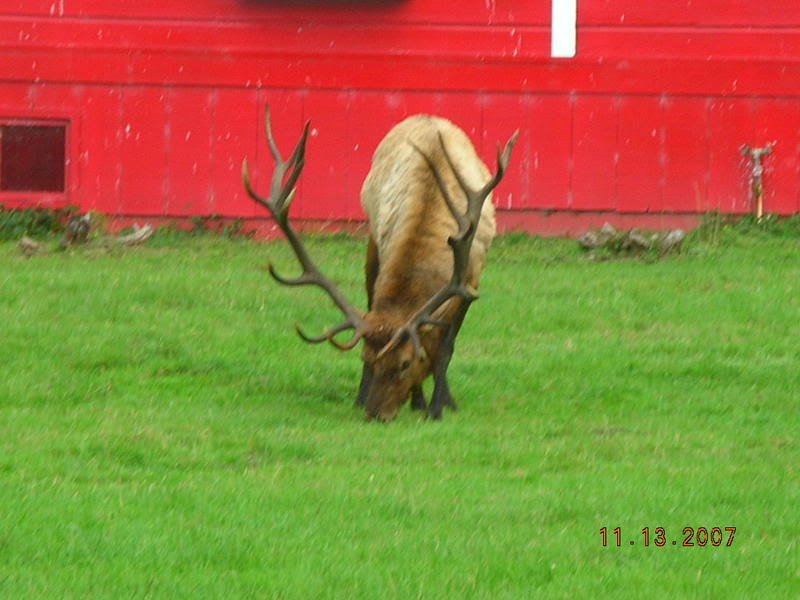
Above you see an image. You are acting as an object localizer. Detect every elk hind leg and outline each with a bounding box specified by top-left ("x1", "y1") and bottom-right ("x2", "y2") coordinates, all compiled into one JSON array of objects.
[{"x1": 410, "y1": 385, "x2": 426, "y2": 410}]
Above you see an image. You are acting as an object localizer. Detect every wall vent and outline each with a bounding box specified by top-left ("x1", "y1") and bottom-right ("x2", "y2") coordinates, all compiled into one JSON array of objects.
[{"x1": 0, "y1": 123, "x2": 67, "y2": 193}]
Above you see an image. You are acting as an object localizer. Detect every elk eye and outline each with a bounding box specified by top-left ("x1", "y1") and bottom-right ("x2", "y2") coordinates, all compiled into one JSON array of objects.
[{"x1": 400, "y1": 359, "x2": 411, "y2": 371}]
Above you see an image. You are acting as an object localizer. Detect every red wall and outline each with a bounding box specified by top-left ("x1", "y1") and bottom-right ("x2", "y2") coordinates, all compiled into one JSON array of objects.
[{"x1": 1, "y1": 1, "x2": 800, "y2": 232}]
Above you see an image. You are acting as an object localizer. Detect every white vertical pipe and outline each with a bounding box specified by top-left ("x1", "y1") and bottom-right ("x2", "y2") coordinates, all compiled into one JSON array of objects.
[{"x1": 551, "y1": 0, "x2": 577, "y2": 58}]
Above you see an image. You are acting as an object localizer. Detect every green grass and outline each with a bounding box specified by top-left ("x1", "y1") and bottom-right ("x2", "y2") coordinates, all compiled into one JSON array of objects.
[{"x1": 0, "y1": 231, "x2": 798, "y2": 598}]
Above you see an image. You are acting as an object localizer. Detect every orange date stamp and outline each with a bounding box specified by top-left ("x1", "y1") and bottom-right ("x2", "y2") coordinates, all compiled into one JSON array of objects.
[{"x1": 600, "y1": 526, "x2": 736, "y2": 547}]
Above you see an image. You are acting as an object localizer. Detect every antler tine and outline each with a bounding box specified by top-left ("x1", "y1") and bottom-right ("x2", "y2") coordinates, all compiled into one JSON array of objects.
[
  {"x1": 377, "y1": 278, "x2": 476, "y2": 359},
  {"x1": 243, "y1": 105, "x2": 367, "y2": 350},
  {"x1": 438, "y1": 132, "x2": 475, "y2": 221},
  {"x1": 267, "y1": 120, "x2": 310, "y2": 215},
  {"x1": 482, "y1": 130, "x2": 519, "y2": 196},
  {"x1": 378, "y1": 129, "x2": 517, "y2": 360},
  {"x1": 263, "y1": 105, "x2": 284, "y2": 164},
  {"x1": 295, "y1": 322, "x2": 365, "y2": 350},
  {"x1": 409, "y1": 141, "x2": 467, "y2": 232},
  {"x1": 440, "y1": 130, "x2": 520, "y2": 236},
  {"x1": 241, "y1": 158, "x2": 270, "y2": 210}
]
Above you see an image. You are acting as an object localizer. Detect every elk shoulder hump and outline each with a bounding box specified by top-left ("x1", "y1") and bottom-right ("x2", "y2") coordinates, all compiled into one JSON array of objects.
[{"x1": 360, "y1": 114, "x2": 496, "y2": 284}]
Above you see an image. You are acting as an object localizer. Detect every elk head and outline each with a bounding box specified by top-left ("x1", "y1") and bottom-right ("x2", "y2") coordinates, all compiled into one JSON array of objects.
[{"x1": 243, "y1": 106, "x2": 516, "y2": 421}]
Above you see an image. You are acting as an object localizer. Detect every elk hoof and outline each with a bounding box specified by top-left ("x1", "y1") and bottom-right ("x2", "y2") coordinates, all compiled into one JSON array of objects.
[{"x1": 426, "y1": 405, "x2": 444, "y2": 420}]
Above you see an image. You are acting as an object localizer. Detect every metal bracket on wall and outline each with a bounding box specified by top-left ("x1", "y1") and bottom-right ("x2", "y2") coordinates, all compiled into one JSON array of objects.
[{"x1": 741, "y1": 143, "x2": 774, "y2": 220}]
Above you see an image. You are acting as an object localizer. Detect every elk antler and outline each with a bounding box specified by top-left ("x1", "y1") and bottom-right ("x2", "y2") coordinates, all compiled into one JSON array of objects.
[
  {"x1": 378, "y1": 130, "x2": 519, "y2": 359},
  {"x1": 242, "y1": 106, "x2": 367, "y2": 350}
]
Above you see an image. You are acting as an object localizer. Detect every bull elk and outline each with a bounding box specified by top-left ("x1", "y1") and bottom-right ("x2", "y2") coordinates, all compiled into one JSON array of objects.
[{"x1": 242, "y1": 107, "x2": 517, "y2": 421}]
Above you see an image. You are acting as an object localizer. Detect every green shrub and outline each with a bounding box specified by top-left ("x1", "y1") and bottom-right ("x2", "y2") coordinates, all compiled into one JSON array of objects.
[{"x1": 0, "y1": 205, "x2": 77, "y2": 241}]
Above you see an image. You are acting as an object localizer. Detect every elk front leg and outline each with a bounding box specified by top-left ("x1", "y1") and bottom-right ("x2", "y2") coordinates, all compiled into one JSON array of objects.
[
  {"x1": 356, "y1": 362, "x2": 373, "y2": 407},
  {"x1": 428, "y1": 301, "x2": 470, "y2": 419},
  {"x1": 365, "y1": 235, "x2": 380, "y2": 310},
  {"x1": 356, "y1": 235, "x2": 381, "y2": 408}
]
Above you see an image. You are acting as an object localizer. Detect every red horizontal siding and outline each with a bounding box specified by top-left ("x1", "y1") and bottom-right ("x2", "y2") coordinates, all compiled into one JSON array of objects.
[
  {"x1": 3, "y1": 82, "x2": 792, "y2": 218},
  {"x1": 572, "y1": 96, "x2": 617, "y2": 212},
  {"x1": 5, "y1": 48, "x2": 800, "y2": 100},
  {"x1": 3, "y1": 19, "x2": 800, "y2": 92},
  {"x1": 1, "y1": 1, "x2": 799, "y2": 225},
  {"x1": 1, "y1": 0, "x2": 550, "y2": 25},
  {"x1": 6, "y1": 19, "x2": 800, "y2": 64},
  {"x1": 4, "y1": 0, "x2": 799, "y2": 28},
  {"x1": 582, "y1": 1, "x2": 800, "y2": 27}
]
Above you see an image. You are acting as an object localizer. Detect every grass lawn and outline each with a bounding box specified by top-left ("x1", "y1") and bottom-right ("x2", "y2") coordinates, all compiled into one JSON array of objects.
[{"x1": 0, "y1": 227, "x2": 798, "y2": 598}]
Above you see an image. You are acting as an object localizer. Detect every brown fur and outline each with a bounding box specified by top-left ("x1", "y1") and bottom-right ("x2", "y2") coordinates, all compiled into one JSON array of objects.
[
  {"x1": 244, "y1": 108, "x2": 509, "y2": 422},
  {"x1": 357, "y1": 115, "x2": 496, "y2": 421}
]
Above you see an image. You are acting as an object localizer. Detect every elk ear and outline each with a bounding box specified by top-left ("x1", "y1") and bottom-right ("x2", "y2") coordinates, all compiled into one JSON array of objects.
[{"x1": 376, "y1": 328, "x2": 411, "y2": 360}]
